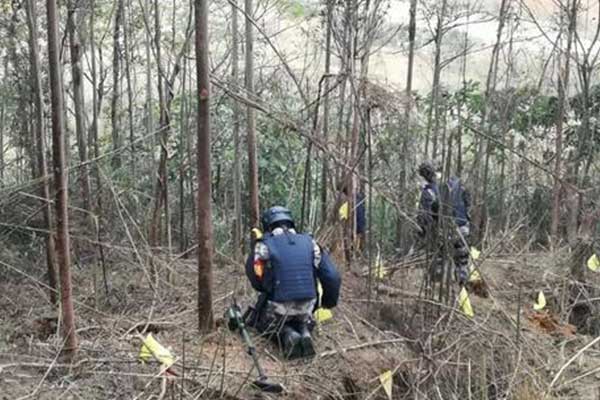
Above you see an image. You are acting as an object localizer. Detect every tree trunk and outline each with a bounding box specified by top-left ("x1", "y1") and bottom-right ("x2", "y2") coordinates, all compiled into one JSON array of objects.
[
  {"x1": 320, "y1": 0, "x2": 333, "y2": 223},
  {"x1": 231, "y1": 0, "x2": 242, "y2": 253},
  {"x1": 26, "y1": 0, "x2": 58, "y2": 305},
  {"x1": 551, "y1": 0, "x2": 577, "y2": 242},
  {"x1": 123, "y1": 0, "x2": 136, "y2": 176},
  {"x1": 0, "y1": 59, "x2": 5, "y2": 185},
  {"x1": 456, "y1": 7, "x2": 469, "y2": 177},
  {"x1": 67, "y1": 3, "x2": 92, "y2": 213},
  {"x1": 397, "y1": 0, "x2": 418, "y2": 252},
  {"x1": 90, "y1": 0, "x2": 110, "y2": 300},
  {"x1": 145, "y1": 0, "x2": 153, "y2": 145},
  {"x1": 68, "y1": 0, "x2": 104, "y2": 301},
  {"x1": 47, "y1": 0, "x2": 78, "y2": 359},
  {"x1": 472, "y1": 0, "x2": 509, "y2": 242},
  {"x1": 195, "y1": 0, "x2": 214, "y2": 333},
  {"x1": 149, "y1": 0, "x2": 167, "y2": 252},
  {"x1": 179, "y1": 54, "x2": 190, "y2": 254},
  {"x1": 245, "y1": 0, "x2": 260, "y2": 228},
  {"x1": 148, "y1": 4, "x2": 193, "y2": 257},
  {"x1": 425, "y1": 0, "x2": 447, "y2": 161},
  {"x1": 110, "y1": 0, "x2": 124, "y2": 169}
]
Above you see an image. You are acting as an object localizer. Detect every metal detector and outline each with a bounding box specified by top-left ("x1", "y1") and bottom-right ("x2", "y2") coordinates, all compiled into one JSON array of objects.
[{"x1": 225, "y1": 301, "x2": 284, "y2": 394}]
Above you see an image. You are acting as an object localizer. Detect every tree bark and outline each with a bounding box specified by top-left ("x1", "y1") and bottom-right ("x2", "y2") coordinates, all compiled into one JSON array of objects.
[
  {"x1": 26, "y1": 0, "x2": 58, "y2": 305},
  {"x1": 231, "y1": 0, "x2": 242, "y2": 253},
  {"x1": 245, "y1": 0, "x2": 260, "y2": 228},
  {"x1": 195, "y1": 0, "x2": 215, "y2": 333},
  {"x1": 472, "y1": 0, "x2": 509, "y2": 242},
  {"x1": 397, "y1": 0, "x2": 418, "y2": 252},
  {"x1": 150, "y1": 0, "x2": 168, "y2": 252},
  {"x1": 47, "y1": 0, "x2": 78, "y2": 359},
  {"x1": 456, "y1": 6, "x2": 470, "y2": 177},
  {"x1": 0, "y1": 59, "x2": 5, "y2": 185},
  {"x1": 551, "y1": 0, "x2": 578, "y2": 241},
  {"x1": 148, "y1": 5, "x2": 193, "y2": 257},
  {"x1": 123, "y1": 0, "x2": 136, "y2": 176},
  {"x1": 110, "y1": 0, "x2": 124, "y2": 169},
  {"x1": 425, "y1": 0, "x2": 447, "y2": 161},
  {"x1": 145, "y1": 0, "x2": 153, "y2": 145},
  {"x1": 67, "y1": 2, "x2": 92, "y2": 213},
  {"x1": 320, "y1": 0, "x2": 333, "y2": 223}
]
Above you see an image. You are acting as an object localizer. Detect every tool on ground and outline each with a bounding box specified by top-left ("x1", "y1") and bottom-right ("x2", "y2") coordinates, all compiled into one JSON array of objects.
[{"x1": 225, "y1": 300, "x2": 284, "y2": 394}]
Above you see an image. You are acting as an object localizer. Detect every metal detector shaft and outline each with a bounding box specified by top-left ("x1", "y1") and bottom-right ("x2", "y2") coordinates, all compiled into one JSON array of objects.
[
  {"x1": 238, "y1": 318, "x2": 267, "y2": 378},
  {"x1": 227, "y1": 301, "x2": 283, "y2": 393}
]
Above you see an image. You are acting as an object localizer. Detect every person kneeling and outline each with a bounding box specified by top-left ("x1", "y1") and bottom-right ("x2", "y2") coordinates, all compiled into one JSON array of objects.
[{"x1": 244, "y1": 206, "x2": 340, "y2": 360}]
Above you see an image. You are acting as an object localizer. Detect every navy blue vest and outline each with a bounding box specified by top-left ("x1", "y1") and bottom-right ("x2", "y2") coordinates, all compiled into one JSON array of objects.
[{"x1": 263, "y1": 232, "x2": 317, "y2": 302}]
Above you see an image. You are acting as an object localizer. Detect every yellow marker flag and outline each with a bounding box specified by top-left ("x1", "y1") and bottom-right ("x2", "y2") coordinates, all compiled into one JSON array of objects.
[
  {"x1": 533, "y1": 291, "x2": 546, "y2": 311},
  {"x1": 339, "y1": 202, "x2": 349, "y2": 221},
  {"x1": 139, "y1": 334, "x2": 175, "y2": 368},
  {"x1": 379, "y1": 370, "x2": 393, "y2": 400},
  {"x1": 251, "y1": 228, "x2": 263, "y2": 240},
  {"x1": 374, "y1": 267, "x2": 387, "y2": 279},
  {"x1": 373, "y1": 249, "x2": 387, "y2": 279},
  {"x1": 314, "y1": 308, "x2": 333, "y2": 323},
  {"x1": 458, "y1": 287, "x2": 474, "y2": 318},
  {"x1": 314, "y1": 281, "x2": 333, "y2": 322},
  {"x1": 587, "y1": 254, "x2": 600, "y2": 272},
  {"x1": 468, "y1": 264, "x2": 481, "y2": 283},
  {"x1": 470, "y1": 247, "x2": 481, "y2": 260}
]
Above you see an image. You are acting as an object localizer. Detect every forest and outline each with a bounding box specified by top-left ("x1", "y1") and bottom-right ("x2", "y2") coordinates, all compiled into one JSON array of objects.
[{"x1": 1, "y1": 0, "x2": 600, "y2": 398}]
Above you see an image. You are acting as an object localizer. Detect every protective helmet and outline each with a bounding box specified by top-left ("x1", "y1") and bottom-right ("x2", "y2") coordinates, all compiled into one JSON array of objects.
[
  {"x1": 418, "y1": 161, "x2": 436, "y2": 182},
  {"x1": 261, "y1": 206, "x2": 295, "y2": 231}
]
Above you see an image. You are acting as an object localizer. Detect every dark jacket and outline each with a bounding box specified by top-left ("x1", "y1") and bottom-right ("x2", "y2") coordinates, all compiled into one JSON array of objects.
[
  {"x1": 417, "y1": 181, "x2": 440, "y2": 233},
  {"x1": 448, "y1": 176, "x2": 470, "y2": 227}
]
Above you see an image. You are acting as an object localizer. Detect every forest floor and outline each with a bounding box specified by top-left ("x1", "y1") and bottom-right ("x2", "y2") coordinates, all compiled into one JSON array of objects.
[{"x1": 1, "y1": 241, "x2": 600, "y2": 399}]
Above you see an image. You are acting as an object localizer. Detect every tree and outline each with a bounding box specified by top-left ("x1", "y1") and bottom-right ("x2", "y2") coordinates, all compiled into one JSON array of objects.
[
  {"x1": 245, "y1": 0, "x2": 260, "y2": 228},
  {"x1": 47, "y1": 0, "x2": 78, "y2": 359},
  {"x1": 397, "y1": 0, "x2": 418, "y2": 252},
  {"x1": 110, "y1": 0, "x2": 124, "y2": 169},
  {"x1": 26, "y1": 0, "x2": 58, "y2": 304},
  {"x1": 231, "y1": 0, "x2": 242, "y2": 253},
  {"x1": 195, "y1": 0, "x2": 214, "y2": 332},
  {"x1": 551, "y1": 0, "x2": 578, "y2": 241},
  {"x1": 320, "y1": 0, "x2": 333, "y2": 223},
  {"x1": 425, "y1": 0, "x2": 448, "y2": 161}
]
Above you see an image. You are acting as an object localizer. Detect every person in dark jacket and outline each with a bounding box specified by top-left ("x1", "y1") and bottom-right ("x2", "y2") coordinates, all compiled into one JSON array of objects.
[
  {"x1": 245, "y1": 206, "x2": 340, "y2": 359},
  {"x1": 338, "y1": 186, "x2": 367, "y2": 252},
  {"x1": 416, "y1": 161, "x2": 440, "y2": 237},
  {"x1": 447, "y1": 176, "x2": 471, "y2": 284},
  {"x1": 416, "y1": 162, "x2": 471, "y2": 285}
]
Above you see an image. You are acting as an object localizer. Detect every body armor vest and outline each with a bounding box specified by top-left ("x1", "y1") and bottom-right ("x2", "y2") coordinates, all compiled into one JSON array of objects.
[{"x1": 263, "y1": 232, "x2": 317, "y2": 302}]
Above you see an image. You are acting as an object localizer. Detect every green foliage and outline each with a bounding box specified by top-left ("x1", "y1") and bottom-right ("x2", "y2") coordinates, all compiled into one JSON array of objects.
[
  {"x1": 511, "y1": 88, "x2": 558, "y2": 134},
  {"x1": 458, "y1": 80, "x2": 484, "y2": 114},
  {"x1": 280, "y1": 0, "x2": 308, "y2": 18}
]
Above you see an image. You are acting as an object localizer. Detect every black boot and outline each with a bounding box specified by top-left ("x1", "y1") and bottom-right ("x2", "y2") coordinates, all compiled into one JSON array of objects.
[
  {"x1": 280, "y1": 325, "x2": 302, "y2": 360},
  {"x1": 298, "y1": 323, "x2": 315, "y2": 357}
]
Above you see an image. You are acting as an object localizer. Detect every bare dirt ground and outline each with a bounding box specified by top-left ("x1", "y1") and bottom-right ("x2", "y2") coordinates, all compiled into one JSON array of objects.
[{"x1": 1, "y1": 241, "x2": 600, "y2": 399}]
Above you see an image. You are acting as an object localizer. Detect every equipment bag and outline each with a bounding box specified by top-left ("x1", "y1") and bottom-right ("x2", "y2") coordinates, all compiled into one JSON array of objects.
[{"x1": 316, "y1": 250, "x2": 341, "y2": 308}]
